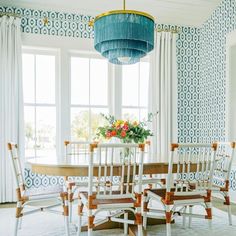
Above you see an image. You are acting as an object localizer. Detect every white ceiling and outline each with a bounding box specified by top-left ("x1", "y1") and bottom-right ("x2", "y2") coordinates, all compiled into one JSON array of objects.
[{"x1": 2, "y1": 0, "x2": 222, "y2": 27}]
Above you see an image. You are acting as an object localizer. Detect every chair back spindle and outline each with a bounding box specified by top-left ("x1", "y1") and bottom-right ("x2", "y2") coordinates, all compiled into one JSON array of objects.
[
  {"x1": 89, "y1": 143, "x2": 145, "y2": 199},
  {"x1": 7, "y1": 143, "x2": 25, "y2": 195},
  {"x1": 167, "y1": 143, "x2": 217, "y2": 194},
  {"x1": 213, "y1": 142, "x2": 235, "y2": 190}
]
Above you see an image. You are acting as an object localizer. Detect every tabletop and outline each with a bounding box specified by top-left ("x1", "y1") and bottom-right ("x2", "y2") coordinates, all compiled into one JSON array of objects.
[{"x1": 26, "y1": 155, "x2": 198, "y2": 176}]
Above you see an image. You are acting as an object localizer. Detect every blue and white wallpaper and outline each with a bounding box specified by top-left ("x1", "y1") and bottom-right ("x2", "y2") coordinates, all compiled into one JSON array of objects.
[
  {"x1": 199, "y1": 0, "x2": 236, "y2": 143},
  {"x1": 1, "y1": 3, "x2": 235, "y2": 191},
  {"x1": 199, "y1": 0, "x2": 236, "y2": 190}
]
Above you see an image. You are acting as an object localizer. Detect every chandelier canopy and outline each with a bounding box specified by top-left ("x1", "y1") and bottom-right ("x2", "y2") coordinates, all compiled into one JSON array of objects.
[{"x1": 93, "y1": 0, "x2": 155, "y2": 65}]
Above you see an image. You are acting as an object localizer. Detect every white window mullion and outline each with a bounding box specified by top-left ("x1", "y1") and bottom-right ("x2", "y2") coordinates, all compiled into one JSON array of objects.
[
  {"x1": 58, "y1": 48, "x2": 70, "y2": 158},
  {"x1": 88, "y1": 59, "x2": 92, "y2": 141},
  {"x1": 34, "y1": 54, "x2": 37, "y2": 158},
  {"x1": 114, "y1": 65, "x2": 122, "y2": 119}
]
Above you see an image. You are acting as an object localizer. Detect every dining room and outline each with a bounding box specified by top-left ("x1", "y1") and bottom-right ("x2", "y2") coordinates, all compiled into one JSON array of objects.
[{"x1": 1, "y1": 0, "x2": 236, "y2": 235}]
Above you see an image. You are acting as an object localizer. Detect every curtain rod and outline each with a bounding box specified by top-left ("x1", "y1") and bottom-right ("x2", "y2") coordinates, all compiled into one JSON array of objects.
[
  {"x1": 0, "y1": 12, "x2": 21, "y2": 18},
  {"x1": 156, "y1": 28, "x2": 181, "y2": 34}
]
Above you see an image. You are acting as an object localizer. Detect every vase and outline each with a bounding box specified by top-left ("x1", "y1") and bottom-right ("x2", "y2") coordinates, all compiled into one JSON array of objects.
[{"x1": 108, "y1": 138, "x2": 132, "y2": 164}]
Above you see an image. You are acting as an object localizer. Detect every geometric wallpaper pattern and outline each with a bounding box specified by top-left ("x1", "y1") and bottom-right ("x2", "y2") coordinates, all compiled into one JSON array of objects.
[
  {"x1": 199, "y1": 0, "x2": 236, "y2": 190},
  {"x1": 1, "y1": 3, "x2": 235, "y2": 190},
  {"x1": 0, "y1": 6, "x2": 94, "y2": 38}
]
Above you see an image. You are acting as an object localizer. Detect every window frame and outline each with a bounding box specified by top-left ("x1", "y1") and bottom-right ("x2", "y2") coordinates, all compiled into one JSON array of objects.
[
  {"x1": 69, "y1": 52, "x2": 113, "y2": 141},
  {"x1": 121, "y1": 58, "x2": 150, "y2": 121},
  {"x1": 22, "y1": 46, "x2": 150, "y2": 160},
  {"x1": 22, "y1": 47, "x2": 60, "y2": 159}
]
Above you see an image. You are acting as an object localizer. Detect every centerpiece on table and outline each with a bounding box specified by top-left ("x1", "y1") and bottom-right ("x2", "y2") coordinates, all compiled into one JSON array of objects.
[{"x1": 96, "y1": 114, "x2": 155, "y2": 161}]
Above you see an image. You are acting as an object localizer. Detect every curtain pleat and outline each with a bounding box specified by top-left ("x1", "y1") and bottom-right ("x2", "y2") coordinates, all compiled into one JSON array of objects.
[
  {"x1": 0, "y1": 16, "x2": 24, "y2": 203},
  {"x1": 148, "y1": 31, "x2": 177, "y2": 162}
]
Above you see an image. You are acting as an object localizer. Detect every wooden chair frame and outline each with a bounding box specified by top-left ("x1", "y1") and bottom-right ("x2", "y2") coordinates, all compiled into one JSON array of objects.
[
  {"x1": 7, "y1": 143, "x2": 70, "y2": 236},
  {"x1": 143, "y1": 143, "x2": 217, "y2": 236},
  {"x1": 77, "y1": 143, "x2": 145, "y2": 236}
]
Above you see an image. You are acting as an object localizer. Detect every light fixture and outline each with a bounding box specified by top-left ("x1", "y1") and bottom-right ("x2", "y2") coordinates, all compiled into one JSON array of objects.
[{"x1": 92, "y1": 0, "x2": 155, "y2": 65}]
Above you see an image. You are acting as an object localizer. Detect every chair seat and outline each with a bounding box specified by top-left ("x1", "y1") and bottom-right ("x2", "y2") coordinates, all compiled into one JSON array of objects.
[
  {"x1": 80, "y1": 191, "x2": 135, "y2": 206},
  {"x1": 147, "y1": 188, "x2": 206, "y2": 202},
  {"x1": 22, "y1": 185, "x2": 65, "y2": 200}
]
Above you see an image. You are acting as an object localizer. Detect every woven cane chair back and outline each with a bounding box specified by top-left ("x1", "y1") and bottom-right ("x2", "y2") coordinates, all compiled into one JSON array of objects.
[{"x1": 167, "y1": 143, "x2": 217, "y2": 194}]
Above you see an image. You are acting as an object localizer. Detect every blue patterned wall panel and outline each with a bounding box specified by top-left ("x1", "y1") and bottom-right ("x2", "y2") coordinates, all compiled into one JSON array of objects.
[
  {"x1": 199, "y1": 0, "x2": 236, "y2": 190},
  {"x1": 0, "y1": 6, "x2": 94, "y2": 38}
]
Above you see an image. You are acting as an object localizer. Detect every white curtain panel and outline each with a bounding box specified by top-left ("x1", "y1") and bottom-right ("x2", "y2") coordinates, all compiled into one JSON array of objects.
[
  {"x1": 148, "y1": 31, "x2": 178, "y2": 162},
  {"x1": 0, "y1": 16, "x2": 24, "y2": 203}
]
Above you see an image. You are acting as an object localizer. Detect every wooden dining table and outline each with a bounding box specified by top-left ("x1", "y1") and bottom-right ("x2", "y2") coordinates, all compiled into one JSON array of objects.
[{"x1": 27, "y1": 155, "x2": 198, "y2": 236}]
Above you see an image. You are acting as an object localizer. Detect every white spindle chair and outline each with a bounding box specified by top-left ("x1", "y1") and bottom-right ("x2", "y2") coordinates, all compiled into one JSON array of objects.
[
  {"x1": 141, "y1": 140, "x2": 166, "y2": 188},
  {"x1": 77, "y1": 143, "x2": 145, "y2": 236},
  {"x1": 7, "y1": 143, "x2": 70, "y2": 236},
  {"x1": 64, "y1": 141, "x2": 91, "y2": 222},
  {"x1": 212, "y1": 142, "x2": 235, "y2": 225},
  {"x1": 143, "y1": 143, "x2": 217, "y2": 236}
]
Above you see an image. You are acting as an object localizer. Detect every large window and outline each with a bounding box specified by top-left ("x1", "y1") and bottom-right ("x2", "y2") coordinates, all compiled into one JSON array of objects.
[
  {"x1": 70, "y1": 56, "x2": 109, "y2": 141},
  {"x1": 22, "y1": 49, "x2": 57, "y2": 158},
  {"x1": 122, "y1": 61, "x2": 150, "y2": 121},
  {"x1": 22, "y1": 48, "x2": 150, "y2": 159}
]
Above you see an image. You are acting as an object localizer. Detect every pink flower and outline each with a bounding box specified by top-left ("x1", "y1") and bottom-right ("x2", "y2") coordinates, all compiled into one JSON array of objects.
[
  {"x1": 106, "y1": 131, "x2": 112, "y2": 138},
  {"x1": 121, "y1": 130, "x2": 126, "y2": 138},
  {"x1": 123, "y1": 124, "x2": 129, "y2": 131}
]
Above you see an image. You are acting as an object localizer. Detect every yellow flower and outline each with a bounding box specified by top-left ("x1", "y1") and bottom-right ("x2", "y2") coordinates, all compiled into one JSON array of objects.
[
  {"x1": 115, "y1": 120, "x2": 124, "y2": 127},
  {"x1": 133, "y1": 121, "x2": 139, "y2": 126}
]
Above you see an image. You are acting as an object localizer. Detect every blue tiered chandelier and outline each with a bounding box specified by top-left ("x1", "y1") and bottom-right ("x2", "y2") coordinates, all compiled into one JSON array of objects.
[{"x1": 93, "y1": 0, "x2": 155, "y2": 65}]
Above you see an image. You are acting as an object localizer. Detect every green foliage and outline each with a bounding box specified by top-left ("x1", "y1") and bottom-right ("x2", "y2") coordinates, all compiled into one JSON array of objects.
[{"x1": 96, "y1": 113, "x2": 156, "y2": 143}]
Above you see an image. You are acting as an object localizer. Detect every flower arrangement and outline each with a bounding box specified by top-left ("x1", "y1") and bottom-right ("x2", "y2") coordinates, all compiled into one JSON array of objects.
[{"x1": 96, "y1": 114, "x2": 155, "y2": 143}]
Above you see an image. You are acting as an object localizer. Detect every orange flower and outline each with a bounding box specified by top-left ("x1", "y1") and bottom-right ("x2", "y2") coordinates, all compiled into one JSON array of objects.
[
  {"x1": 121, "y1": 130, "x2": 126, "y2": 137},
  {"x1": 111, "y1": 130, "x2": 117, "y2": 136}
]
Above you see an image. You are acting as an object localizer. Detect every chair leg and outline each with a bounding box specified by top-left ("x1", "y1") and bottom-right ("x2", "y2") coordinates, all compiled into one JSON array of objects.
[
  {"x1": 188, "y1": 205, "x2": 193, "y2": 228},
  {"x1": 77, "y1": 202, "x2": 83, "y2": 236},
  {"x1": 142, "y1": 195, "x2": 148, "y2": 230},
  {"x1": 64, "y1": 216, "x2": 70, "y2": 236},
  {"x1": 224, "y1": 195, "x2": 232, "y2": 225},
  {"x1": 166, "y1": 223, "x2": 171, "y2": 236},
  {"x1": 142, "y1": 211, "x2": 147, "y2": 230},
  {"x1": 205, "y1": 205, "x2": 212, "y2": 229},
  {"x1": 124, "y1": 212, "x2": 128, "y2": 235},
  {"x1": 165, "y1": 210, "x2": 172, "y2": 236},
  {"x1": 69, "y1": 200, "x2": 73, "y2": 223},
  {"x1": 14, "y1": 218, "x2": 19, "y2": 236},
  {"x1": 14, "y1": 202, "x2": 23, "y2": 236},
  {"x1": 62, "y1": 194, "x2": 70, "y2": 236},
  {"x1": 135, "y1": 213, "x2": 143, "y2": 236},
  {"x1": 227, "y1": 205, "x2": 232, "y2": 225},
  {"x1": 68, "y1": 184, "x2": 74, "y2": 223},
  {"x1": 182, "y1": 206, "x2": 186, "y2": 228},
  {"x1": 87, "y1": 214, "x2": 94, "y2": 236},
  {"x1": 138, "y1": 224, "x2": 143, "y2": 236},
  {"x1": 18, "y1": 217, "x2": 22, "y2": 229},
  {"x1": 88, "y1": 228, "x2": 93, "y2": 236}
]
